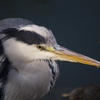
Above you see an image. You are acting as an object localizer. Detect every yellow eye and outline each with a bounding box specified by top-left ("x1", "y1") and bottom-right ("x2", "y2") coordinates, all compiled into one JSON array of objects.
[
  {"x1": 37, "y1": 45, "x2": 43, "y2": 50},
  {"x1": 37, "y1": 45, "x2": 47, "y2": 51}
]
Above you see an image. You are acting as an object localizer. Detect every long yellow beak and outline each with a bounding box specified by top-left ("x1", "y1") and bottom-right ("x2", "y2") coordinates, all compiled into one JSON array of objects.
[{"x1": 47, "y1": 45, "x2": 100, "y2": 67}]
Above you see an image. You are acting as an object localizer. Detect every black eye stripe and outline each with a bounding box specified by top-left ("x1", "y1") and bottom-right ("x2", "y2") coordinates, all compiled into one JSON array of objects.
[{"x1": 1, "y1": 28, "x2": 46, "y2": 45}]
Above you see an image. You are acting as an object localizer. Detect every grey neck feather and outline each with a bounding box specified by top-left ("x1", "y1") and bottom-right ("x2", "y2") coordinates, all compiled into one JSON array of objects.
[{"x1": 4, "y1": 60, "x2": 59, "y2": 100}]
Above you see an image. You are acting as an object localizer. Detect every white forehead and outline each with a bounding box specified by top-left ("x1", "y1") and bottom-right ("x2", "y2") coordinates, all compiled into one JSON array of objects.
[{"x1": 18, "y1": 24, "x2": 53, "y2": 38}]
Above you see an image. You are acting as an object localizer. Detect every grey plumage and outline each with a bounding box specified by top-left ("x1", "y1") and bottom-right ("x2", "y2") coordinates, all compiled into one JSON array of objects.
[
  {"x1": 4, "y1": 60, "x2": 58, "y2": 100},
  {"x1": 0, "y1": 18, "x2": 59, "y2": 100},
  {"x1": 0, "y1": 18, "x2": 33, "y2": 31}
]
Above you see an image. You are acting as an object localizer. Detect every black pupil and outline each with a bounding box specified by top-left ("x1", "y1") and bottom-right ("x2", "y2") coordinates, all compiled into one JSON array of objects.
[{"x1": 38, "y1": 46, "x2": 42, "y2": 49}]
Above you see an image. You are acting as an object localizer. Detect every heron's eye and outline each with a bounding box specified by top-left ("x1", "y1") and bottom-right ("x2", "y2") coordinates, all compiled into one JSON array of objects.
[{"x1": 37, "y1": 45, "x2": 44, "y2": 50}]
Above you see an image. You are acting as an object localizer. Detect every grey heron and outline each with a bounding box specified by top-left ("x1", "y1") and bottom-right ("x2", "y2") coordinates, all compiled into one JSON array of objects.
[{"x1": 0, "y1": 18, "x2": 100, "y2": 100}]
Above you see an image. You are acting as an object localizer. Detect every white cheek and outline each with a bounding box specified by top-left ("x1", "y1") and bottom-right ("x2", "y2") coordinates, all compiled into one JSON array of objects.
[
  {"x1": 3, "y1": 38, "x2": 56, "y2": 63},
  {"x1": 33, "y1": 51, "x2": 56, "y2": 60}
]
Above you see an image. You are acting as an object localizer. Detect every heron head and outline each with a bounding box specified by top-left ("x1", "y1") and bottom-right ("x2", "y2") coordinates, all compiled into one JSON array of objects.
[{"x1": 1, "y1": 24, "x2": 100, "y2": 67}]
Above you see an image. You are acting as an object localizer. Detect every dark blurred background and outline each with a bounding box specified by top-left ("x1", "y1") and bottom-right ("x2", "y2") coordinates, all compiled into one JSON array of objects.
[{"x1": 0, "y1": 0, "x2": 100, "y2": 100}]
